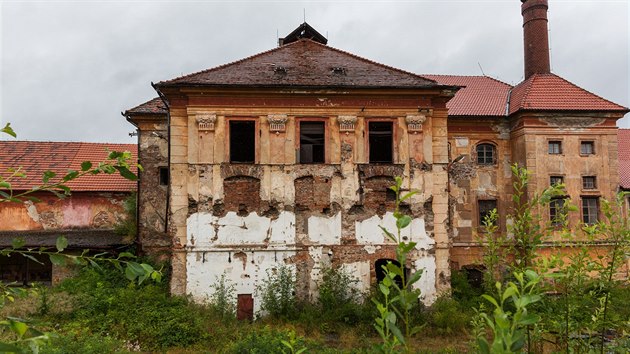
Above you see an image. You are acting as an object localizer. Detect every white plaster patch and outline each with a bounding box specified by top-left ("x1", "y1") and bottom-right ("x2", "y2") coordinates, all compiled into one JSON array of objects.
[
  {"x1": 24, "y1": 201, "x2": 39, "y2": 223},
  {"x1": 363, "y1": 245, "x2": 380, "y2": 254},
  {"x1": 186, "y1": 250, "x2": 296, "y2": 316},
  {"x1": 307, "y1": 212, "x2": 341, "y2": 245},
  {"x1": 340, "y1": 261, "x2": 371, "y2": 296},
  {"x1": 455, "y1": 137, "x2": 469, "y2": 147},
  {"x1": 355, "y1": 213, "x2": 433, "y2": 249},
  {"x1": 187, "y1": 211, "x2": 296, "y2": 248},
  {"x1": 412, "y1": 255, "x2": 437, "y2": 305}
]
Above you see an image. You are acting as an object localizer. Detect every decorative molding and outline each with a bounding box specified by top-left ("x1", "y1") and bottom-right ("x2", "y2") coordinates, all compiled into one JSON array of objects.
[
  {"x1": 196, "y1": 114, "x2": 217, "y2": 131},
  {"x1": 268, "y1": 114, "x2": 288, "y2": 133},
  {"x1": 338, "y1": 115, "x2": 358, "y2": 133},
  {"x1": 405, "y1": 114, "x2": 427, "y2": 133}
]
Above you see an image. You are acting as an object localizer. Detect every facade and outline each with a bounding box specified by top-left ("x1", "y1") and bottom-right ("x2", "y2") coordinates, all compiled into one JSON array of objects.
[
  {"x1": 0, "y1": 141, "x2": 137, "y2": 285},
  {"x1": 618, "y1": 129, "x2": 630, "y2": 215},
  {"x1": 125, "y1": 0, "x2": 628, "y2": 319}
]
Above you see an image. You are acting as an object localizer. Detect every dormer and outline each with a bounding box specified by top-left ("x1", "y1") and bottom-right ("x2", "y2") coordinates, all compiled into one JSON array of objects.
[{"x1": 278, "y1": 22, "x2": 327, "y2": 46}]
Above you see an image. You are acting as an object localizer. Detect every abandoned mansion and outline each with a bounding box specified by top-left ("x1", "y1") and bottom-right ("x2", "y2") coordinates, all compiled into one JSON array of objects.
[{"x1": 123, "y1": 0, "x2": 628, "y2": 318}]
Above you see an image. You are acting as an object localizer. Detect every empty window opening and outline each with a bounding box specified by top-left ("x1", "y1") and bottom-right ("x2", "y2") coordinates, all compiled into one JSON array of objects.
[
  {"x1": 385, "y1": 188, "x2": 396, "y2": 202},
  {"x1": 582, "y1": 197, "x2": 599, "y2": 225},
  {"x1": 478, "y1": 199, "x2": 498, "y2": 226},
  {"x1": 548, "y1": 141, "x2": 562, "y2": 154},
  {"x1": 462, "y1": 265, "x2": 485, "y2": 290},
  {"x1": 158, "y1": 167, "x2": 169, "y2": 186},
  {"x1": 369, "y1": 122, "x2": 393, "y2": 163},
  {"x1": 0, "y1": 254, "x2": 52, "y2": 286},
  {"x1": 580, "y1": 141, "x2": 595, "y2": 155},
  {"x1": 375, "y1": 259, "x2": 406, "y2": 289},
  {"x1": 299, "y1": 121, "x2": 325, "y2": 163},
  {"x1": 582, "y1": 176, "x2": 597, "y2": 190},
  {"x1": 549, "y1": 198, "x2": 566, "y2": 226},
  {"x1": 476, "y1": 143, "x2": 496, "y2": 165},
  {"x1": 230, "y1": 121, "x2": 255, "y2": 163},
  {"x1": 550, "y1": 176, "x2": 564, "y2": 187}
]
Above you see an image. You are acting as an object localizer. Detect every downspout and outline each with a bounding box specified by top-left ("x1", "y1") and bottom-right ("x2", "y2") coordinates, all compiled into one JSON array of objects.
[
  {"x1": 151, "y1": 82, "x2": 171, "y2": 235},
  {"x1": 122, "y1": 112, "x2": 142, "y2": 253}
]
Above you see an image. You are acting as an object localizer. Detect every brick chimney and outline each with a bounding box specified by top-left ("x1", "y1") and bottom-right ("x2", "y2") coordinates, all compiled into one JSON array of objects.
[{"x1": 521, "y1": 0, "x2": 550, "y2": 79}]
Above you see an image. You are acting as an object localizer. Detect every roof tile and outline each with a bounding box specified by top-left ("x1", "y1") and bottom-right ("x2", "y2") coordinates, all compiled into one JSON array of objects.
[
  {"x1": 423, "y1": 75, "x2": 512, "y2": 116},
  {"x1": 618, "y1": 129, "x2": 630, "y2": 189}
]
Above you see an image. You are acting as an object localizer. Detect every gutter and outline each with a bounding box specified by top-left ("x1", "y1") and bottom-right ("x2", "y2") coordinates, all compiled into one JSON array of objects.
[
  {"x1": 151, "y1": 82, "x2": 171, "y2": 236},
  {"x1": 121, "y1": 111, "x2": 142, "y2": 253}
]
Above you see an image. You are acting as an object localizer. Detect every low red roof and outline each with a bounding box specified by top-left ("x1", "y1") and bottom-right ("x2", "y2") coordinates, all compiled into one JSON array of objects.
[
  {"x1": 125, "y1": 97, "x2": 167, "y2": 116},
  {"x1": 423, "y1": 75, "x2": 512, "y2": 117},
  {"x1": 0, "y1": 141, "x2": 137, "y2": 192},
  {"x1": 509, "y1": 73, "x2": 628, "y2": 115},
  {"x1": 158, "y1": 39, "x2": 440, "y2": 89},
  {"x1": 618, "y1": 129, "x2": 630, "y2": 189}
]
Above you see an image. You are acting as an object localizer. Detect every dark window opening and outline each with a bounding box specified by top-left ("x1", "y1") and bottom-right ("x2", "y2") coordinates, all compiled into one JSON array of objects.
[
  {"x1": 582, "y1": 176, "x2": 597, "y2": 190},
  {"x1": 0, "y1": 254, "x2": 52, "y2": 286},
  {"x1": 375, "y1": 259, "x2": 406, "y2": 289},
  {"x1": 580, "y1": 141, "x2": 595, "y2": 155},
  {"x1": 230, "y1": 121, "x2": 255, "y2": 163},
  {"x1": 582, "y1": 197, "x2": 599, "y2": 225},
  {"x1": 550, "y1": 176, "x2": 564, "y2": 186},
  {"x1": 548, "y1": 141, "x2": 562, "y2": 154},
  {"x1": 158, "y1": 167, "x2": 169, "y2": 186},
  {"x1": 478, "y1": 199, "x2": 497, "y2": 226},
  {"x1": 462, "y1": 265, "x2": 485, "y2": 290},
  {"x1": 550, "y1": 198, "x2": 566, "y2": 226},
  {"x1": 385, "y1": 188, "x2": 396, "y2": 202},
  {"x1": 369, "y1": 122, "x2": 393, "y2": 163},
  {"x1": 299, "y1": 121, "x2": 325, "y2": 163},
  {"x1": 476, "y1": 143, "x2": 496, "y2": 165}
]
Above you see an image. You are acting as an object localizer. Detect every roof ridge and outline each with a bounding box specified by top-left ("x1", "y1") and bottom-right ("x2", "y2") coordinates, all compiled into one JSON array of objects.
[
  {"x1": 546, "y1": 73, "x2": 628, "y2": 110},
  {"x1": 511, "y1": 75, "x2": 535, "y2": 113},
  {"x1": 157, "y1": 39, "x2": 308, "y2": 86},
  {"x1": 423, "y1": 74, "x2": 513, "y2": 88}
]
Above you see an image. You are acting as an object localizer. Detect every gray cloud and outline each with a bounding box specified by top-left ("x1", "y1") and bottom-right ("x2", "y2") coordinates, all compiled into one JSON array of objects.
[{"x1": 1, "y1": 0, "x2": 628, "y2": 143}]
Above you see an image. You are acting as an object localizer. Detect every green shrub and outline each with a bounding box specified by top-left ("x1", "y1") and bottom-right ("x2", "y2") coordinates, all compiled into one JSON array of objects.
[
  {"x1": 41, "y1": 332, "x2": 123, "y2": 354},
  {"x1": 318, "y1": 266, "x2": 359, "y2": 308},
  {"x1": 257, "y1": 264, "x2": 296, "y2": 319},
  {"x1": 428, "y1": 295, "x2": 471, "y2": 335},
  {"x1": 209, "y1": 272, "x2": 236, "y2": 319},
  {"x1": 228, "y1": 326, "x2": 307, "y2": 354}
]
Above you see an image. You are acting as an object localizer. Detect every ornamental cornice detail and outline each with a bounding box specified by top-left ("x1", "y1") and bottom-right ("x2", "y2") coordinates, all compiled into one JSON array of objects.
[
  {"x1": 268, "y1": 114, "x2": 288, "y2": 133},
  {"x1": 406, "y1": 114, "x2": 427, "y2": 133},
  {"x1": 196, "y1": 114, "x2": 217, "y2": 131},
  {"x1": 338, "y1": 115, "x2": 358, "y2": 133}
]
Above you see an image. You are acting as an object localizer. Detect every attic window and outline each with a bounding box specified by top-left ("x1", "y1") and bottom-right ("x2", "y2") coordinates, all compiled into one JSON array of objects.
[
  {"x1": 331, "y1": 67, "x2": 346, "y2": 75},
  {"x1": 273, "y1": 66, "x2": 287, "y2": 74}
]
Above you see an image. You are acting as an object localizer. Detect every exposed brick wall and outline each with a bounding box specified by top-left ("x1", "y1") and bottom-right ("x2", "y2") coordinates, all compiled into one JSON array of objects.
[
  {"x1": 223, "y1": 176, "x2": 261, "y2": 213},
  {"x1": 363, "y1": 176, "x2": 396, "y2": 213},
  {"x1": 294, "y1": 176, "x2": 331, "y2": 211}
]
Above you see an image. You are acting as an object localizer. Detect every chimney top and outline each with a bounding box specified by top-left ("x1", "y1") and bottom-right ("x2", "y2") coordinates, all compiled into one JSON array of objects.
[{"x1": 521, "y1": 0, "x2": 551, "y2": 79}]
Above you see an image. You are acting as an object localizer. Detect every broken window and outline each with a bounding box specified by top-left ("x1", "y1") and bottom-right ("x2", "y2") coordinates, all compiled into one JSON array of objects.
[
  {"x1": 0, "y1": 254, "x2": 52, "y2": 286},
  {"x1": 478, "y1": 199, "x2": 497, "y2": 226},
  {"x1": 158, "y1": 167, "x2": 169, "y2": 186},
  {"x1": 549, "y1": 198, "x2": 566, "y2": 226},
  {"x1": 582, "y1": 176, "x2": 597, "y2": 190},
  {"x1": 230, "y1": 120, "x2": 255, "y2": 163},
  {"x1": 580, "y1": 141, "x2": 595, "y2": 155},
  {"x1": 476, "y1": 143, "x2": 496, "y2": 165},
  {"x1": 299, "y1": 121, "x2": 325, "y2": 163},
  {"x1": 550, "y1": 176, "x2": 564, "y2": 187},
  {"x1": 548, "y1": 141, "x2": 562, "y2": 154},
  {"x1": 582, "y1": 197, "x2": 599, "y2": 225},
  {"x1": 368, "y1": 122, "x2": 393, "y2": 163}
]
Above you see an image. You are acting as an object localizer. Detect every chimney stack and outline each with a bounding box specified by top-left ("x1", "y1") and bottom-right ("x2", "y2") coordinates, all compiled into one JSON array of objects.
[{"x1": 521, "y1": 0, "x2": 551, "y2": 79}]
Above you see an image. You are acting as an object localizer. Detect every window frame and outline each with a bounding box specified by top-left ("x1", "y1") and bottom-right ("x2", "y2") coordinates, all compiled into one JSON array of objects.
[
  {"x1": 580, "y1": 141, "x2": 595, "y2": 156},
  {"x1": 478, "y1": 199, "x2": 498, "y2": 228},
  {"x1": 475, "y1": 143, "x2": 497, "y2": 166},
  {"x1": 549, "y1": 197, "x2": 566, "y2": 226},
  {"x1": 581, "y1": 196, "x2": 599, "y2": 225},
  {"x1": 296, "y1": 118, "x2": 327, "y2": 164},
  {"x1": 548, "y1": 140, "x2": 563, "y2": 155},
  {"x1": 582, "y1": 176, "x2": 597, "y2": 190},
  {"x1": 366, "y1": 119, "x2": 396, "y2": 164},
  {"x1": 226, "y1": 117, "x2": 259, "y2": 164},
  {"x1": 550, "y1": 175, "x2": 564, "y2": 187}
]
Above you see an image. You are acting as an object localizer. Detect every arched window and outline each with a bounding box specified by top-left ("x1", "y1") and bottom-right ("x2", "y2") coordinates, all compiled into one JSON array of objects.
[{"x1": 476, "y1": 143, "x2": 496, "y2": 165}]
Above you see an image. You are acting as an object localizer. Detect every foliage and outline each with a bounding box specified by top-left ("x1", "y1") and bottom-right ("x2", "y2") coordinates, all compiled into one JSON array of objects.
[
  {"x1": 373, "y1": 176, "x2": 424, "y2": 353},
  {"x1": 40, "y1": 332, "x2": 123, "y2": 354},
  {"x1": 258, "y1": 265, "x2": 297, "y2": 319},
  {"x1": 114, "y1": 192, "x2": 137, "y2": 240},
  {"x1": 427, "y1": 295, "x2": 471, "y2": 335},
  {"x1": 474, "y1": 270, "x2": 543, "y2": 354},
  {"x1": 228, "y1": 326, "x2": 309, "y2": 354},
  {"x1": 209, "y1": 272, "x2": 236, "y2": 320},
  {"x1": 318, "y1": 266, "x2": 360, "y2": 310}
]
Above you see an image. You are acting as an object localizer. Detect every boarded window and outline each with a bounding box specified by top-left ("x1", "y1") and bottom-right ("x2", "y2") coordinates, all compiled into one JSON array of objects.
[
  {"x1": 369, "y1": 122, "x2": 393, "y2": 163},
  {"x1": 223, "y1": 176, "x2": 261, "y2": 212},
  {"x1": 582, "y1": 197, "x2": 599, "y2": 225},
  {"x1": 476, "y1": 143, "x2": 496, "y2": 165},
  {"x1": 230, "y1": 121, "x2": 255, "y2": 163},
  {"x1": 294, "y1": 176, "x2": 331, "y2": 211},
  {"x1": 364, "y1": 176, "x2": 395, "y2": 211},
  {"x1": 299, "y1": 121, "x2": 325, "y2": 163}
]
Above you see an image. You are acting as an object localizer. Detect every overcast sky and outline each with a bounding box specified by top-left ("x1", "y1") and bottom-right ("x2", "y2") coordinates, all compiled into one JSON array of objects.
[{"x1": 1, "y1": 0, "x2": 628, "y2": 143}]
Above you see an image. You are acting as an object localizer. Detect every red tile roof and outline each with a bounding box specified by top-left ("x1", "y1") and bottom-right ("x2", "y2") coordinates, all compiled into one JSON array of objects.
[
  {"x1": 125, "y1": 97, "x2": 167, "y2": 116},
  {"x1": 158, "y1": 39, "x2": 440, "y2": 89},
  {"x1": 423, "y1": 75, "x2": 512, "y2": 116},
  {"x1": 509, "y1": 73, "x2": 628, "y2": 115},
  {"x1": 0, "y1": 141, "x2": 137, "y2": 192},
  {"x1": 618, "y1": 129, "x2": 630, "y2": 189}
]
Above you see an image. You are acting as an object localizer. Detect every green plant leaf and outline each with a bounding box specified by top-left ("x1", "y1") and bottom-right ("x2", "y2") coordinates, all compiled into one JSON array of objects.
[
  {"x1": 114, "y1": 166, "x2": 138, "y2": 181},
  {"x1": 80, "y1": 161, "x2": 92, "y2": 171},
  {"x1": 9, "y1": 319, "x2": 28, "y2": 338},
  {"x1": 62, "y1": 170, "x2": 79, "y2": 182},
  {"x1": 42, "y1": 170, "x2": 56, "y2": 183},
  {"x1": 1, "y1": 123, "x2": 16, "y2": 138},
  {"x1": 22, "y1": 253, "x2": 44, "y2": 265},
  {"x1": 11, "y1": 238, "x2": 25, "y2": 249},
  {"x1": 396, "y1": 215, "x2": 412, "y2": 230},
  {"x1": 118, "y1": 251, "x2": 136, "y2": 259},
  {"x1": 55, "y1": 236, "x2": 68, "y2": 252},
  {"x1": 0, "y1": 342, "x2": 21, "y2": 352},
  {"x1": 49, "y1": 254, "x2": 67, "y2": 266}
]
